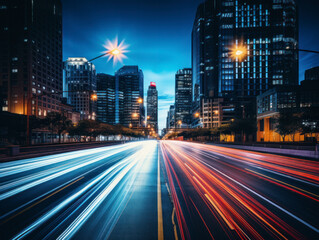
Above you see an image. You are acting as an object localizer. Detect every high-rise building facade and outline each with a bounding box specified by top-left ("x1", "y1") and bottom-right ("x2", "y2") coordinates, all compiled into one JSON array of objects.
[
  {"x1": 192, "y1": 0, "x2": 219, "y2": 106},
  {"x1": 192, "y1": 0, "x2": 299, "y2": 128},
  {"x1": 147, "y1": 82, "x2": 158, "y2": 132},
  {"x1": 175, "y1": 68, "x2": 192, "y2": 126},
  {"x1": 115, "y1": 66, "x2": 144, "y2": 128},
  {"x1": 218, "y1": 0, "x2": 298, "y2": 99},
  {"x1": 166, "y1": 104, "x2": 175, "y2": 129},
  {"x1": 63, "y1": 58, "x2": 96, "y2": 120},
  {"x1": 96, "y1": 73, "x2": 116, "y2": 125},
  {"x1": 0, "y1": 0, "x2": 63, "y2": 117}
]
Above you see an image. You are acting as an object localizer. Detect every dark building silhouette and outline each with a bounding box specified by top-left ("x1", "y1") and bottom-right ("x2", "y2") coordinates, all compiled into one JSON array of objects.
[
  {"x1": 64, "y1": 58, "x2": 96, "y2": 120},
  {"x1": 147, "y1": 82, "x2": 158, "y2": 132},
  {"x1": 96, "y1": 74, "x2": 116, "y2": 125},
  {"x1": 115, "y1": 66, "x2": 144, "y2": 128},
  {"x1": 175, "y1": 68, "x2": 192, "y2": 127},
  {"x1": 166, "y1": 105, "x2": 175, "y2": 129},
  {"x1": 0, "y1": 0, "x2": 63, "y2": 117},
  {"x1": 305, "y1": 66, "x2": 319, "y2": 81}
]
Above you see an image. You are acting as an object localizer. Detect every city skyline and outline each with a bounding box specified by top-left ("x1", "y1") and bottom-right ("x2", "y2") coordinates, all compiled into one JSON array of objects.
[
  {"x1": 1, "y1": 1, "x2": 319, "y2": 239},
  {"x1": 62, "y1": 0, "x2": 319, "y2": 131}
]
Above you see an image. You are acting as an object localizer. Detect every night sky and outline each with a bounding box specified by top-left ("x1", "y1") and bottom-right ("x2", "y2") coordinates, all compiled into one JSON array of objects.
[{"x1": 62, "y1": 0, "x2": 319, "y2": 130}]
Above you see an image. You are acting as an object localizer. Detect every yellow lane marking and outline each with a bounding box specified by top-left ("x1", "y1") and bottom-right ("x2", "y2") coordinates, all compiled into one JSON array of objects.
[
  {"x1": 171, "y1": 207, "x2": 178, "y2": 240},
  {"x1": 246, "y1": 169, "x2": 319, "y2": 199},
  {"x1": 1, "y1": 176, "x2": 84, "y2": 224},
  {"x1": 158, "y1": 148, "x2": 164, "y2": 240}
]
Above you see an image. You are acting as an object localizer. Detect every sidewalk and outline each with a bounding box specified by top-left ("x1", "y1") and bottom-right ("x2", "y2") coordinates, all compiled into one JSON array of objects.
[{"x1": 207, "y1": 143, "x2": 319, "y2": 160}]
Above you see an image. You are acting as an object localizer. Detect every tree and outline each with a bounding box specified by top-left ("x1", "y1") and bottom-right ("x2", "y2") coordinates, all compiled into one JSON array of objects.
[
  {"x1": 43, "y1": 112, "x2": 72, "y2": 143},
  {"x1": 274, "y1": 111, "x2": 302, "y2": 142},
  {"x1": 230, "y1": 118, "x2": 257, "y2": 143}
]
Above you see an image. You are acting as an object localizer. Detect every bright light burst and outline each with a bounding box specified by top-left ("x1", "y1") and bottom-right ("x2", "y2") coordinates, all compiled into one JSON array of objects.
[
  {"x1": 230, "y1": 44, "x2": 247, "y2": 62},
  {"x1": 103, "y1": 37, "x2": 129, "y2": 65}
]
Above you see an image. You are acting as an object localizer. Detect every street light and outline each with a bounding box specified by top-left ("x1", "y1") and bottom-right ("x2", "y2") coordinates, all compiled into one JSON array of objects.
[
  {"x1": 137, "y1": 98, "x2": 143, "y2": 104},
  {"x1": 91, "y1": 94, "x2": 98, "y2": 101},
  {"x1": 90, "y1": 38, "x2": 129, "y2": 64},
  {"x1": 132, "y1": 113, "x2": 139, "y2": 118},
  {"x1": 194, "y1": 112, "x2": 200, "y2": 118},
  {"x1": 230, "y1": 43, "x2": 247, "y2": 62}
]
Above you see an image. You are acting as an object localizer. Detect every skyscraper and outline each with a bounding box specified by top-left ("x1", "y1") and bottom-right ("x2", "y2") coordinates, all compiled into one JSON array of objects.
[
  {"x1": 218, "y1": 0, "x2": 298, "y2": 99},
  {"x1": 115, "y1": 66, "x2": 144, "y2": 128},
  {"x1": 96, "y1": 73, "x2": 116, "y2": 125},
  {"x1": 63, "y1": 58, "x2": 96, "y2": 120},
  {"x1": 192, "y1": 0, "x2": 219, "y2": 106},
  {"x1": 0, "y1": 0, "x2": 62, "y2": 117},
  {"x1": 192, "y1": 0, "x2": 299, "y2": 127},
  {"x1": 147, "y1": 82, "x2": 158, "y2": 132},
  {"x1": 175, "y1": 68, "x2": 192, "y2": 127}
]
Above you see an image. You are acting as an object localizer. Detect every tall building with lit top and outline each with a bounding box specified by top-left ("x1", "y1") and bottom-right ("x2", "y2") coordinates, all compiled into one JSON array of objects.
[
  {"x1": 115, "y1": 66, "x2": 144, "y2": 128},
  {"x1": 175, "y1": 68, "x2": 192, "y2": 126},
  {"x1": 0, "y1": 0, "x2": 62, "y2": 117},
  {"x1": 63, "y1": 58, "x2": 96, "y2": 120},
  {"x1": 147, "y1": 82, "x2": 158, "y2": 132}
]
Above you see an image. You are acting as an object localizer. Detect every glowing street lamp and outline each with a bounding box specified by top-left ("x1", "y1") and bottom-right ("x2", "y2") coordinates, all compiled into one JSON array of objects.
[
  {"x1": 89, "y1": 37, "x2": 129, "y2": 65},
  {"x1": 230, "y1": 43, "x2": 247, "y2": 62},
  {"x1": 194, "y1": 112, "x2": 200, "y2": 118},
  {"x1": 91, "y1": 94, "x2": 97, "y2": 101},
  {"x1": 137, "y1": 98, "x2": 143, "y2": 104},
  {"x1": 132, "y1": 113, "x2": 138, "y2": 118}
]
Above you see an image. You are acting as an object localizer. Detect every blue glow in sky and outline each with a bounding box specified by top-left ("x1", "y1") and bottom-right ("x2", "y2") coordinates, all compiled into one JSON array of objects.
[{"x1": 62, "y1": 0, "x2": 319, "y2": 131}]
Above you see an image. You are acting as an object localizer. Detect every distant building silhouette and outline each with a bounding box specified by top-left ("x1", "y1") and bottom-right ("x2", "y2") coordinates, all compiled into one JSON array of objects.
[
  {"x1": 147, "y1": 82, "x2": 158, "y2": 132},
  {"x1": 115, "y1": 66, "x2": 144, "y2": 128},
  {"x1": 305, "y1": 66, "x2": 319, "y2": 81},
  {"x1": 175, "y1": 68, "x2": 192, "y2": 127},
  {"x1": 96, "y1": 74, "x2": 116, "y2": 125}
]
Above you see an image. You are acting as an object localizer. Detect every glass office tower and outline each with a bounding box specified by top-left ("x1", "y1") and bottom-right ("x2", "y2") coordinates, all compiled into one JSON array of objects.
[{"x1": 147, "y1": 82, "x2": 158, "y2": 132}]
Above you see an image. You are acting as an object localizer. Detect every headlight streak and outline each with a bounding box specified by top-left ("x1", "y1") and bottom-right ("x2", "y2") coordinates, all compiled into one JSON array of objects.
[
  {"x1": 57, "y1": 142, "x2": 156, "y2": 240},
  {"x1": 0, "y1": 143, "x2": 140, "y2": 200},
  {"x1": 6, "y1": 141, "x2": 158, "y2": 240},
  {"x1": 160, "y1": 141, "x2": 319, "y2": 239},
  {"x1": 0, "y1": 143, "x2": 133, "y2": 177}
]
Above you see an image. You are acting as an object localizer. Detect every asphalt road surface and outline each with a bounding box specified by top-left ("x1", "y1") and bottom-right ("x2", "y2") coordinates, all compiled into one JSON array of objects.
[
  {"x1": 1, "y1": 140, "x2": 319, "y2": 240},
  {"x1": 160, "y1": 141, "x2": 319, "y2": 240}
]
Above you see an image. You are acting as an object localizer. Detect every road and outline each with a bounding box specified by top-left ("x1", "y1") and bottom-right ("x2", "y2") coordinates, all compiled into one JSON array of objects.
[
  {"x1": 0, "y1": 141, "x2": 174, "y2": 240},
  {"x1": 160, "y1": 141, "x2": 319, "y2": 240},
  {"x1": 1, "y1": 140, "x2": 318, "y2": 240}
]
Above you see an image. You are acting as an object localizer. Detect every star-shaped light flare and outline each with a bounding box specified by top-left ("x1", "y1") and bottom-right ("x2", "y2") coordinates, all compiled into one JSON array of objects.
[{"x1": 102, "y1": 37, "x2": 129, "y2": 65}]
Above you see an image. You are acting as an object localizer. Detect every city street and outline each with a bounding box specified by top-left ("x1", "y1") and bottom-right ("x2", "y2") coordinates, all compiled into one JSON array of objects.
[
  {"x1": 0, "y1": 141, "x2": 173, "y2": 240},
  {"x1": 160, "y1": 141, "x2": 319, "y2": 239},
  {"x1": 1, "y1": 141, "x2": 319, "y2": 239}
]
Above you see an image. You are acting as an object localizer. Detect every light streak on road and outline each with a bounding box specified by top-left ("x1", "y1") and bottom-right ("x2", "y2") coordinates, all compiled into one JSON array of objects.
[
  {"x1": 0, "y1": 141, "x2": 158, "y2": 240},
  {"x1": 160, "y1": 141, "x2": 319, "y2": 240}
]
